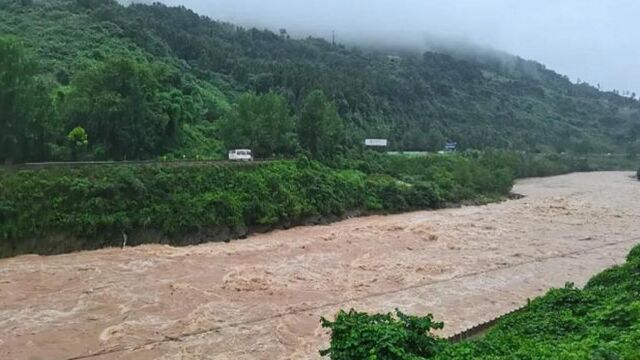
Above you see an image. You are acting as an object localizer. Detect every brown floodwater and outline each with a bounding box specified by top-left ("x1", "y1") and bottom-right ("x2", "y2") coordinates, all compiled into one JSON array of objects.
[{"x1": 0, "y1": 172, "x2": 638, "y2": 360}]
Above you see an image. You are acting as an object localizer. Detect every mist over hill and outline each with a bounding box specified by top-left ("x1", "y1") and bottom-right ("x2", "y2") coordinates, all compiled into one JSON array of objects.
[
  {"x1": 150, "y1": 0, "x2": 640, "y2": 96},
  {"x1": 1, "y1": 0, "x2": 639, "y2": 163}
]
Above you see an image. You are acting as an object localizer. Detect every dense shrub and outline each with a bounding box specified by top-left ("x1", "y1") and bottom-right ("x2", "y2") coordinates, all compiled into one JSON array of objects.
[
  {"x1": 2, "y1": 150, "x2": 632, "y2": 257},
  {"x1": 320, "y1": 309, "x2": 444, "y2": 360},
  {"x1": 627, "y1": 244, "x2": 640, "y2": 262},
  {"x1": 512, "y1": 151, "x2": 637, "y2": 178},
  {"x1": 0, "y1": 154, "x2": 516, "y2": 257}
]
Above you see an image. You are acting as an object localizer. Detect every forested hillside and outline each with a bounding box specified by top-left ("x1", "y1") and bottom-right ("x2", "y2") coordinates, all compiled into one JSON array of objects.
[{"x1": 1, "y1": 0, "x2": 640, "y2": 163}]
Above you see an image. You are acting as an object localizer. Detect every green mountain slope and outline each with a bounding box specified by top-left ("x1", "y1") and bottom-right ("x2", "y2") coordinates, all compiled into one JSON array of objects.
[{"x1": 1, "y1": 0, "x2": 639, "y2": 162}]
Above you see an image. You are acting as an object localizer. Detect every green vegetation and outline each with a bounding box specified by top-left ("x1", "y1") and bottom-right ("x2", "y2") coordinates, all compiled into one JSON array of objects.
[
  {"x1": 1, "y1": 0, "x2": 640, "y2": 164},
  {"x1": 320, "y1": 310, "x2": 444, "y2": 359},
  {"x1": 506, "y1": 152, "x2": 637, "y2": 178},
  {"x1": 0, "y1": 152, "x2": 517, "y2": 257},
  {"x1": 321, "y1": 244, "x2": 640, "y2": 359},
  {"x1": 218, "y1": 92, "x2": 298, "y2": 158},
  {"x1": 62, "y1": 56, "x2": 185, "y2": 160},
  {"x1": 0, "y1": 149, "x2": 633, "y2": 257},
  {"x1": 0, "y1": 35, "x2": 53, "y2": 164},
  {"x1": 298, "y1": 90, "x2": 346, "y2": 158}
]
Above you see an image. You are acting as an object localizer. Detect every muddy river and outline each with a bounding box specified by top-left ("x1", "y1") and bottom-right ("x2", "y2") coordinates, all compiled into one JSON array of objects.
[{"x1": 1, "y1": 172, "x2": 638, "y2": 359}]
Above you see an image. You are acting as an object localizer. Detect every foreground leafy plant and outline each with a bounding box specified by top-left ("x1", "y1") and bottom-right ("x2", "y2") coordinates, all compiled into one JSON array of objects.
[{"x1": 320, "y1": 309, "x2": 444, "y2": 360}]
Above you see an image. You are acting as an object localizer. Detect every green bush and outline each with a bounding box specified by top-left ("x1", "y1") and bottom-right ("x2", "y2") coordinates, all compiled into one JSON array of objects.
[
  {"x1": 0, "y1": 153, "x2": 519, "y2": 257},
  {"x1": 626, "y1": 244, "x2": 640, "y2": 262},
  {"x1": 320, "y1": 309, "x2": 444, "y2": 360},
  {"x1": 4, "y1": 150, "x2": 619, "y2": 257}
]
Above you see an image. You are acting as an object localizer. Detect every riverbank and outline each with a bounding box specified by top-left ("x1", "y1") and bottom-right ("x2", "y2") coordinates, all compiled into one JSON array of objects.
[
  {"x1": 4, "y1": 151, "x2": 634, "y2": 258},
  {"x1": 0, "y1": 154, "x2": 515, "y2": 258}
]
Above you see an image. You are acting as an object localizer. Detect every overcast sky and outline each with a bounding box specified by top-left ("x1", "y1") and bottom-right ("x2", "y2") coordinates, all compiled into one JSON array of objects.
[{"x1": 157, "y1": 0, "x2": 639, "y2": 94}]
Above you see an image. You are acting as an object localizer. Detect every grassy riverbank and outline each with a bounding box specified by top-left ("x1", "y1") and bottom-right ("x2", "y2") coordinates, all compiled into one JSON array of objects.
[
  {"x1": 0, "y1": 153, "x2": 513, "y2": 257},
  {"x1": 0, "y1": 151, "x2": 635, "y2": 258}
]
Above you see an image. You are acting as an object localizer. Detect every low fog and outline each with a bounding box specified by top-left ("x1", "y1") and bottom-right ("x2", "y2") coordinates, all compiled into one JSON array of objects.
[{"x1": 154, "y1": 0, "x2": 639, "y2": 95}]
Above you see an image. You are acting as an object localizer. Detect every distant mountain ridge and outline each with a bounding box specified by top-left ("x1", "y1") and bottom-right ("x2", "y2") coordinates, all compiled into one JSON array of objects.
[{"x1": 1, "y1": 0, "x2": 639, "y2": 159}]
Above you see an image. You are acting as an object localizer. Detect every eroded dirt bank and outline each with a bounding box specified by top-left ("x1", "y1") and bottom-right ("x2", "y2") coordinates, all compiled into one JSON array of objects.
[{"x1": 1, "y1": 172, "x2": 639, "y2": 360}]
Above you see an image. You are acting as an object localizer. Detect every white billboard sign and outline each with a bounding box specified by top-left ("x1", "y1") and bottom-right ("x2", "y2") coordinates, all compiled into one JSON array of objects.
[{"x1": 365, "y1": 139, "x2": 388, "y2": 147}]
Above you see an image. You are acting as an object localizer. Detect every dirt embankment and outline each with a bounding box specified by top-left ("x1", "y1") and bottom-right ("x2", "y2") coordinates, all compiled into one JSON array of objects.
[{"x1": 1, "y1": 172, "x2": 638, "y2": 360}]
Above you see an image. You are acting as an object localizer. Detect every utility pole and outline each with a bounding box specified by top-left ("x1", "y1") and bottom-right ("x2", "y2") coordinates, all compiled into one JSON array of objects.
[{"x1": 332, "y1": 31, "x2": 336, "y2": 47}]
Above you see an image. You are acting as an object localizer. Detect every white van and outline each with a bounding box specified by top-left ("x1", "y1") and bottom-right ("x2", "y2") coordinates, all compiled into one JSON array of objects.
[{"x1": 228, "y1": 149, "x2": 253, "y2": 161}]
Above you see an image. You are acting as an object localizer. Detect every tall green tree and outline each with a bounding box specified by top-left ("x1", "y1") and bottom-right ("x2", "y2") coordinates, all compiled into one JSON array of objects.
[
  {"x1": 218, "y1": 92, "x2": 297, "y2": 158},
  {"x1": 67, "y1": 126, "x2": 89, "y2": 160},
  {"x1": 401, "y1": 128, "x2": 428, "y2": 151},
  {"x1": 425, "y1": 128, "x2": 446, "y2": 152},
  {"x1": 63, "y1": 57, "x2": 180, "y2": 160},
  {"x1": 0, "y1": 36, "x2": 53, "y2": 164},
  {"x1": 298, "y1": 90, "x2": 345, "y2": 158}
]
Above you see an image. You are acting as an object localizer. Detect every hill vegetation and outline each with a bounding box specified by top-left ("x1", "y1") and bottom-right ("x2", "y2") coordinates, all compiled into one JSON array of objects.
[
  {"x1": 321, "y1": 243, "x2": 640, "y2": 359},
  {"x1": 1, "y1": 0, "x2": 640, "y2": 164}
]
